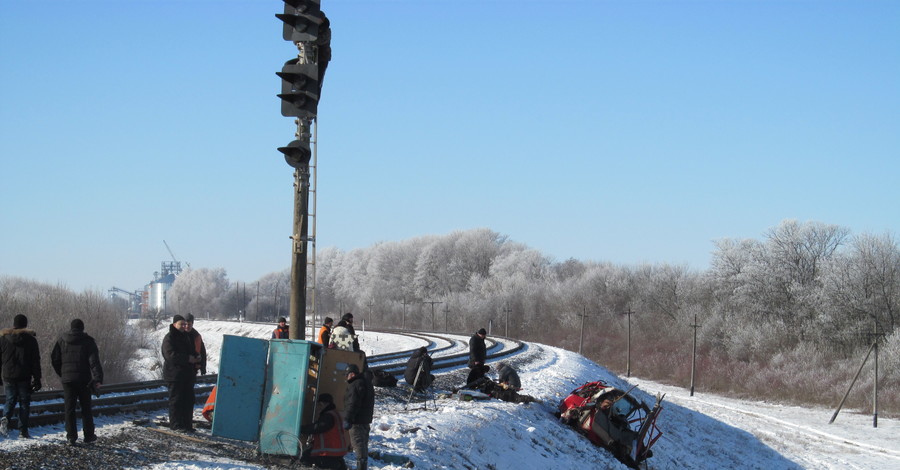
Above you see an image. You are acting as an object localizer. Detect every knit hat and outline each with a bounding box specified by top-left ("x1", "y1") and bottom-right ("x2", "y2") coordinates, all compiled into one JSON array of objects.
[
  {"x1": 346, "y1": 364, "x2": 360, "y2": 375},
  {"x1": 278, "y1": 317, "x2": 287, "y2": 323},
  {"x1": 341, "y1": 313, "x2": 353, "y2": 322},
  {"x1": 185, "y1": 313, "x2": 195, "y2": 323},
  {"x1": 172, "y1": 314, "x2": 186, "y2": 324},
  {"x1": 71, "y1": 318, "x2": 85, "y2": 331},
  {"x1": 477, "y1": 328, "x2": 487, "y2": 335},
  {"x1": 318, "y1": 393, "x2": 333, "y2": 404},
  {"x1": 324, "y1": 316, "x2": 333, "y2": 324},
  {"x1": 13, "y1": 314, "x2": 27, "y2": 329}
]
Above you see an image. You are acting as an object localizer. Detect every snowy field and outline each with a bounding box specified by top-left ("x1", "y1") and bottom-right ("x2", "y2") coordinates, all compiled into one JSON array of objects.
[{"x1": 2, "y1": 320, "x2": 898, "y2": 469}]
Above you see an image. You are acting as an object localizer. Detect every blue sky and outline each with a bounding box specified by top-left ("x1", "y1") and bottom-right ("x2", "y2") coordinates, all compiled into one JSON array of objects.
[{"x1": 1, "y1": 0, "x2": 898, "y2": 293}]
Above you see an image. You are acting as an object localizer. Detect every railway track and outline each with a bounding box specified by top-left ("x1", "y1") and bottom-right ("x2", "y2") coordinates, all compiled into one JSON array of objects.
[{"x1": 4, "y1": 330, "x2": 523, "y2": 429}]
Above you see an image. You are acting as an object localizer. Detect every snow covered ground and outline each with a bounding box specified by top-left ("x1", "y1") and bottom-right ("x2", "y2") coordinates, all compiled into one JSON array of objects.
[{"x1": 3, "y1": 320, "x2": 898, "y2": 469}]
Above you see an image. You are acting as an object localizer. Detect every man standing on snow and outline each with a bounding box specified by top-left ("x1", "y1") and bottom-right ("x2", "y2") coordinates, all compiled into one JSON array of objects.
[
  {"x1": 316, "y1": 317, "x2": 333, "y2": 345},
  {"x1": 0, "y1": 314, "x2": 42, "y2": 439},
  {"x1": 51, "y1": 318, "x2": 103, "y2": 446},
  {"x1": 466, "y1": 328, "x2": 488, "y2": 386},
  {"x1": 162, "y1": 314, "x2": 200, "y2": 433},
  {"x1": 343, "y1": 364, "x2": 374, "y2": 470}
]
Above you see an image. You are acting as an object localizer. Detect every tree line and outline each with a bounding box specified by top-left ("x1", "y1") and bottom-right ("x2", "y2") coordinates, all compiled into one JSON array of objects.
[{"x1": 3, "y1": 220, "x2": 897, "y2": 413}]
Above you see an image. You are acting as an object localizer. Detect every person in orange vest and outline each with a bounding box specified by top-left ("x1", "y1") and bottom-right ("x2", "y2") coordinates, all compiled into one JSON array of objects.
[
  {"x1": 316, "y1": 317, "x2": 333, "y2": 345},
  {"x1": 272, "y1": 317, "x2": 289, "y2": 339},
  {"x1": 299, "y1": 393, "x2": 348, "y2": 469},
  {"x1": 184, "y1": 314, "x2": 207, "y2": 375},
  {"x1": 201, "y1": 386, "x2": 216, "y2": 422}
]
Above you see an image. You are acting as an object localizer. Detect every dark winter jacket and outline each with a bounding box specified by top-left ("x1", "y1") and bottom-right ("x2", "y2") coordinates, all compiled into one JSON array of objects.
[
  {"x1": 468, "y1": 333, "x2": 487, "y2": 368},
  {"x1": 0, "y1": 327, "x2": 42, "y2": 383},
  {"x1": 403, "y1": 348, "x2": 433, "y2": 388},
  {"x1": 497, "y1": 363, "x2": 521, "y2": 389},
  {"x1": 300, "y1": 402, "x2": 338, "y2": 435},
  {"x1": 272, "y1": 325, "x2": 289, "y2": 339},
  {"x1": 162, "y1": 324, "x2": 197, "y2": 382},
  {"x1": 344, "y1": 371, "x2": 375, "y2": 425},
  {"x1": 186, "y1": 328, "x2": 208, "y2": 375},
  {"x1": 51, "y1": 329, "x2": 103, "y2": 384}
]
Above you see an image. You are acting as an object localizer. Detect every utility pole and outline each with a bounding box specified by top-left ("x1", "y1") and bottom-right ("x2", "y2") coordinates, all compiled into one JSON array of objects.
[
  {"x1": 874, "y1": 318, "x2": 880, "y2": 428},
  {"x1": 443, "y1": 304, "x2": 450, "y2": 332},
  {"x1": 423, "y1": 301, "x2": 442, "y2": 331},
  {"x1": 624, "y1": 308, "x2": 634, "y2": 377},
  {"x1": 829, "y1": 317, "x2": 884, "y2": 426},
  {"x1": 576, "y1": 307, "x2": 590, "y2": 355},
  {"x1": 401, "y1": 299, "x2": 411, "y2": 330},
  {"x1": 367, "y1": 300, "x2": 375, "y2": 327},
  {"x1": 690, "y1": 313, "x2": 701, "y2": 396},
  {"x1": 503, "y1": 303, "x2": 511, "y2": 337}
]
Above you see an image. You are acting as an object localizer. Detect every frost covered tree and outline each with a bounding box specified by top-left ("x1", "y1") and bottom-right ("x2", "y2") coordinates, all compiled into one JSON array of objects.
[{"x1": 168, "y1": 268, "x2": 231, "y2": 318}]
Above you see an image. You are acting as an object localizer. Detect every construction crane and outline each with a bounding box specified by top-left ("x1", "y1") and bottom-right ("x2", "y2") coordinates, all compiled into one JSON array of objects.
[{"x1": 162, "y1": 240, "x2": 190, "y2": 276}]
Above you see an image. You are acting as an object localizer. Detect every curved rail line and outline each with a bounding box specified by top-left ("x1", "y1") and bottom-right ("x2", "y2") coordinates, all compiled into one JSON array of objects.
[{"x1": 10, "y1": 331, "x2": 524, "y2": 428}]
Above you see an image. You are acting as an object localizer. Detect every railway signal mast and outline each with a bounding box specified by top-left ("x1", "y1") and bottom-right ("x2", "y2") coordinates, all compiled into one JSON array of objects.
[{"x1": 276, "y1": 0, "x2": 330, "y2": 340}]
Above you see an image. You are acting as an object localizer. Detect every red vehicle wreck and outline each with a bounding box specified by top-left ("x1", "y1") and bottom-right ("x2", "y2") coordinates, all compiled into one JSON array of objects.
[{"x1": 556, "y1": 381, "x2": 664, "y2": 469}]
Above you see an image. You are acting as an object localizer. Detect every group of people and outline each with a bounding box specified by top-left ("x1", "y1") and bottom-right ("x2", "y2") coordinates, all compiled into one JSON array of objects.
[
  {"x1": 273, "y1": 313, "x2": 361, "y2": 353},
  {"x1": 3, "y1": 311, "x2": 514, "y2": 469},
  {"x1": 162, "y1": 313, "x2": 207, "y2": 433},
  {"x1": 1, "y1": 314, "x2": 104, "y2": 445}
]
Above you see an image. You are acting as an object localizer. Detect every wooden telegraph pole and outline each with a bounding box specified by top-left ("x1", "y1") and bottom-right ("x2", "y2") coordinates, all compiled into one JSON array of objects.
[
  {"x1": 423, "y1": 301, "x2": 442, "y2": 331},
  {"x1": 624, "y1": 308, "x2": 634, "y2": 377},
  {"x1": 444, "y1": 304, "x2": 450, "y2": 333},
  {"x1": 576, "y1": 307, "x2": 590, "y2": 355},
  {"x1": 401, "y1": 298, "x2": 411, "y2": 330},
  {"x1": 829, "y1": 317, "x2": 884, "y2": 427},
  {"x1": 504, "y1": 303, "x2": 512, "y2": 337},
  {"x1": 690, "y1": 313, "x2": 701, "y2": 396}
]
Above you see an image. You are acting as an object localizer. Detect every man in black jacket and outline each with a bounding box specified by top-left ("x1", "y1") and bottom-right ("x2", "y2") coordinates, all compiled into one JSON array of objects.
[
  {"x1": 343, "y1": 364, "x2": 374, "y2": 470},
  {"x1": 299, "y1": 393, "x2": 348, "y2": 469},
  {"x1": 51, "y1": 318, "x2": 103, "y2": 445},
  {"x1": 1, "y1": 314, "x2": 42, "y2": 439},
  {"x1": 403, "y1": 347, "x2": 434, "y2": 392},
  {"x1": 466, "y1": 328, "x2": 488, "y2": 386},
  {"x1": 162, "y1": 314, "x2": 200, "y2": 433}
]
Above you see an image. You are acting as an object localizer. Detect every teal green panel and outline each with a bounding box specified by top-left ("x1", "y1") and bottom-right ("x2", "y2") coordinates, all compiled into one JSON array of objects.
[
  {"x1": 212, "y1": 335, "x2": 269, "y2": 441},
  {"x1": 259, "y1": 340, "x2": 314, "y2": 456}
]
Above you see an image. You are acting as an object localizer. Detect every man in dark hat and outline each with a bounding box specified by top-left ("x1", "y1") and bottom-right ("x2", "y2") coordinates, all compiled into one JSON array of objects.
[
  {"x1": 272, "y1": 317, "x2": 289, "y2": 339},
  {"x1": 466, "y1": 328, "x2": 488, "y2": 386},
  {"x1": 162, "y1": 314, "x2": 200, "y2": 433},
  {"x1": 1, "y1": 314, "x2": 42, "y2": 439},
  {"x1": 299, "y1": 393, "x2": 348, "y2": 469},
  {"x1": 344, "y1": 363, "x2": 374, "y2": 470},
  {"x1": 316, "y1": 317, "x2": 333, "y2": 345},
  {"x1": 334, "y1": 313, "x2": 360, "y2": 352},
  {"x1": 51, "y1": 318, "x2": 103, "y2": 445}
]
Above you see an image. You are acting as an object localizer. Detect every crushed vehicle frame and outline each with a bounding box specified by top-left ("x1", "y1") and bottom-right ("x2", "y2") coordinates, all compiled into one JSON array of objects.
[{"x1": 556, "y1": 381, "x2": 664, "y2": 469}]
